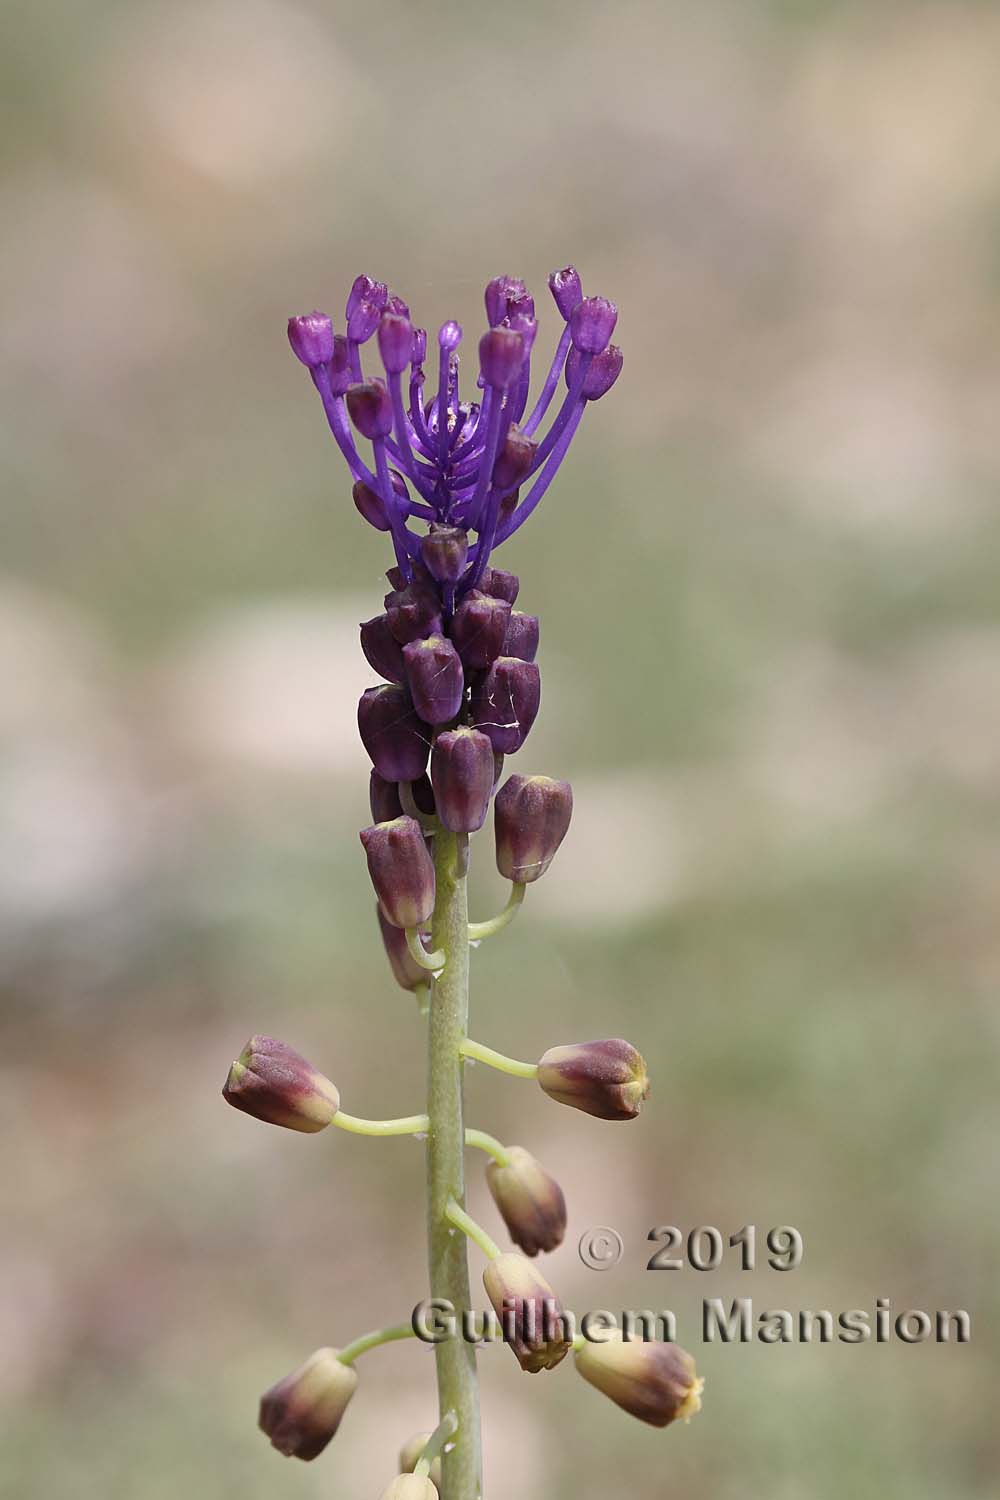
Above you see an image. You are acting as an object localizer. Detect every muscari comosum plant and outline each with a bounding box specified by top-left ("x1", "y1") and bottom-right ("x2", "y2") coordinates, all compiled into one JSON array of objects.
[{"x1": 222, "y1": 268, "x2": 703, "y2": 1499}]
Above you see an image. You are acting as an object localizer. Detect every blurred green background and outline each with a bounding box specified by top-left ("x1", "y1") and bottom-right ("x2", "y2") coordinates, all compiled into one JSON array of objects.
[{"x1": 2, "y1": 0, "x2": 997, "y2": 1495}]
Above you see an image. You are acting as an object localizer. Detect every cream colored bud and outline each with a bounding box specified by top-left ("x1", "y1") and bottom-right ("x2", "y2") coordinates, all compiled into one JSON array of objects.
[{"x1": 574, "y1": 1331, "x2": 703, "y2": 1427}]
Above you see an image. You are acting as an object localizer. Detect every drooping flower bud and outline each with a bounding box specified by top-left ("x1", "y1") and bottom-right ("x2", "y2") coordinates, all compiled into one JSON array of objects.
[
  {"x1": 479, "y1": 328, "x2": 525, "y2": 389},
  {"x1": 360, "y1": 816, "x2": 436, "y2": 928},
  {"x1": 480, "y1": 567, "x2": 520, "y2": 606},
  {"x1": 223, "y1": 1036, "x2": 339, "y2": 1133},
  {"x1": 259, "y1": 1347, "x2": 358, "y2": 1459},
  {"x1": 493, "y1": 428, "x2": 536, "y2": 491},
  {"x1": 451, "y1": 591, "x2": 512, "y2": 670},
  {"x1": 287, "y1": 312, "x2": 334, "y2": 369},
  {"x1": 378, "y1": 311, "x2": 414, "y2": 374},
  {"x1": 484, "y1": 275, "x2": 526, "y2": 328},
  {"x1": 329, "y1": 334, "x2": 352, "y2": 395},
  {"x1": 536, "y1": 1039, "x2": 650, "y2": 1121},
  {"x1": 377, "y1": 905, "x2": 433, "y2": 992},
  {"x1": 398, "y1": 1433, "x2": 442, "y2": 1488},
  {"x1": 346, "y1": 274, "x2": 388, "y2": 319},
  {"x1": 360, "y1": 614, "x2": 406, "y2": 682},
  {"x1": 569, "y1": 295, "x2": 618, "y2": 354},
  {"x1": 470, "y1": 657, "x2": 541, "y2": 753},
  {"x1": 403, "y1": 634, "x2": 465, "y2": 725},
  {"x1": 410, "y1": 327, "x2": 427, "y2": 366},
  {"x1": 566, "y1": 342, "x2": 623, "y2": 400},
  {"x1": 353, "y1": 481, "x2": 391, "y2": 532},
  {"x1": 385, "y1": 582, "x2": 443, "y2": 646},
  {"x1": 494, "y1": 774, "x2": 572, "y2": 882},
  {"x1": 369, "y1": 770, "x2": 435, "y2": 825},
  {"x1": 574, "y1": 1334, "x2": 703, "y2": 1427},
  {"x1": 358, "y1": 685, "x2": 430, "y2": 782},
  {"x1": 548, "y1": 265, "x2": 583, "y2": 320},
  {"x1": 483, "y1": 1254, "x2": 572, "y2": 1372},
  {"x1": 420, "y1": 524, "x2": 469, "y2": 584},
  {"x1": 431, "y1": 727, "x2": 495, "y2": 833},
  {"x1": 346, "y1": 380, "x2": 393, "y2": 439},
  {"x1": 381, "y1": 1477, "x2": 438, "y2": 1500},
  {"x1": 503, "y1": 611, "x2": 539, "y2": 662},
  {"x1": 486, "y1": 1146, "x2": 567, "y2": 1257}
]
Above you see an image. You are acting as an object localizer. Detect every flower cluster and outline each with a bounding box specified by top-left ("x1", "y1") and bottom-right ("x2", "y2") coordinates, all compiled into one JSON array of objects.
[{"x1": 220, "y1": 270, "x2": 701, "y2": 1498}]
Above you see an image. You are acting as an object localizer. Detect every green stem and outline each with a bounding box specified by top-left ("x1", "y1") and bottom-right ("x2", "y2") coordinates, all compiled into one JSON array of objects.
[
  {"x1": 414, "y1": 1410, "x2": 459, "y2": 1478},
  {"x1": 464, "y1": 1127, "x2": 512, "y2": 1167},
  {"x1": 400, "y1": 779, "x2": 438, "y2": 830},
  {"x1": 337, "y1": 1323, "x2": 418, "y2": 1366},
  {"x1": 332, "y1": 1111, "x2": 429, "y2": 1137},
  {"x1": 427, "y1": 829, "x2": 482, "y2": 1500},
  {"x1": 467, "y1": 881, "x2": 526, "y2": 942},
  {"x1": 407, "y1": 926, "x2": 446, "y2": 972},
  {"x1": 446, "y1": 1198, "x2": 502, "y2": 1261},
  {"x1": 459, "y1": 1037, "x2": 539, "y2": 1080}
]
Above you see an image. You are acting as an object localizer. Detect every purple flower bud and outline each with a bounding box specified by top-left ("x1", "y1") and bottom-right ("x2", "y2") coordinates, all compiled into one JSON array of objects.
[
  {"x1": 470, "y1": 657, "x2": 540, "y2": 753},
  {"x1": 480, "y1": 567, "x2": 520, "y2": 606},
  {"x1": 438, "y1": 319, "x2": 463, "y2": 352},
  {"x1": 548, "y1": 265, "x2": 583, "y2": 320},
  {"x1": 360, "y1": 816, "x2": 436, "y2": 928},
  {"x1": 569, "y1": 295, "x2": 618, "y2": 355},
  {"x1": 420, "y1": 524, "x2": 469, "y2": 584},
  {"x1": 360, "y1": 615, "x2": 406, "y2": 683},
  {"x1": 451, "y1": 591, "x2": 512, "y2": 670},
  {"x1": 346, "y1": 297, "x2": 383, "y2": 343},
  {"x1": 486, "y1": 1146, "x2": 567, "y2": 1257},
  {"x1": 399, "y1": 1434, "x2": 442, "y2": 1488},
  {"x1": 504, "y1": 310, "x2": 537, "y2": 359},
  {"x1": 410, "y1": 327, "x2": 427, "y2": 366},
  {"x1": 386, "y1": 559, "x2": 434, "y2": 591},
  {"x1": 431, "y1": 727, "x2": 495, "y2": 833},
  {"x1": 346, "y1": 275, "x2": 387, "y2": 319},
  {"x1": 259, "y1": 1346, "x2": 358, "y2": 1459},
  {"x1": 329, "y1": 334, "x2": 352, "y2": 396},
  {"x1": 287, "y1": 312, "x2": 334, "y2": 369},
  {"x1": 385, "y1": 582, "x2": 443, "y2": 646},
  {"x1": 377, "y1": 905, "x2": 433, "y2": 991},
  {"x1": 575, "y1": 1335, "x2": 703, "y2": 1428},
  {"x1": 484, "y1": 275, "x2": 527, "y2": 328},
  {"x1": 503, "y1": 611, "x2": 539, "y2": 662},
  {"x1": 482, "y1": 1253, "x2": 572, "y2": 1373},
  {"x1": 479, "y1": 328, "x2": 525, "y2": 389},
  {"x1": 566, "y1": 342, "x2": 623, "y2": 400},
  {"x1": 403, "y1": 633, "x2": 465, "y2": 725},
  {"x1": 369, "y1": 770, "x2": 435, "y2": 824},
  {"x1": 493, "y1": 427, "x2": 537, "y2": 491},
  {"x1": 494, "y1": 774, "x2": 571, "y2": 882},
  {"x1": 378, "y1": 311, "x2": 414, "y2": 374},
  {"x1": 385, "y1": 292, "x2": 410, "y2": 318},
  {"x1": 505, "y1": 288, "x2": 535, "y2": 321},
  {"x1": 353, "y1": 469, "x2": 407, "y2": 533},
  {"x1": 536, "y1": 1039, "x2": 650, "y2": 1121},
  {"x1": 346, "y1": 380, "x2": 393, "y2": 439},
  {"x1": 223, "y1": 1036, "x2": 339, "y2": 1133},
  {"x1": 358, "y1": 685, "x2": 430, "y2": 781}
]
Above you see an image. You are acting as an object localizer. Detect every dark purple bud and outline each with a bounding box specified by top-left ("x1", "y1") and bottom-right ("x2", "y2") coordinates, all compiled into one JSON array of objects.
[
  {"x1": 566, "y1": 342, "x2": 623, "y2": 400},
  {"x1": 493, "y1": 427, "x2": 537, "y2": 491},
  {"x1": 504, "y1": 311, "x2": 537, "y2": 359},
  {"x1": 484, "y1": 275, "x2": 526, "y2": 328},
  {"x1": 431, "y1": 727, "x2": 495, "y2": 833},
  {"x1": 357, "y1": 685, "x2": 429, "y2": 781},
  {"x1": 259, "y1": 1347, "x2": 358, "y2": 1459},
  {"x1": 346, "y1": 380, "x2": 393, "y2": 439},
  {"x1": 410, "y1": 327, "x2": 427, "y2": 366},
  {"x1": 505, "y1": 288, "x2": 535, "y2": 321},
  {"x1": 480, "y1": 567, "x2": 520, "y2": 606},
  {"x1": 482, "y1": 1253, "x2": 572, "y2": 1373},
  {"x1": 451, "y1": 590, "x2": 512, "y2": 670},
  {"x1": 377, "y1": 905, "x2": 432, "y2": 992},
  {"x1": 575, "y1": 1336, "x2": 703, "y2": 1427},
  {"x1": 223, "y1": 1035, "x2": 339, "y2": 1133},
  {"x1": 352, "y1": 469, "x2": 406, "y2": 533},
  {"x1": 378, "y1": 311, "x2": 413, "y2": 375},
  {"x1": 479, "y1": 328, "x2": 525, "y2": 389},
  {"x1": 495, "y1": 774, "x2": 571, "y2": 882},
  {"x1": 385, "y1": 292, "x2": 410, "y2": 318},
  {"x1": 486, "y1": 1146, "x2": 567, "y2": 1257},
  {"x1": 503, "y1": 611, "x2": 539, "y2": 662},
  {"x1": 346, "y1": 298, "x2": 383, "y2": 343},
  {"x1": 548, "y1": 265, "x2": 583, "y2": 320},
  {"x1": 536, "y1": 1038, "x2": 650, "y2": 1121},
  {"x1": 386, "y1": 559, "x2": 434, "y2": 591},
  {"x1": 438, "y1": 320, "x2": 463, "y2": 352},
  {"x1": 384, "y1": 582, "x2": 443, "y2": 646},
  {"x1": 360, "y1": 614, "x2": 406, "y2": 683},
  {"x1": 403, "y1": 634, "x2": 465, "y2": 725},
  {"x1": 499, "y1": 489, "x2": 520, "y2": 525},
  {"x1": 346, "y1": 275, "x2": 387, "y2": 319},
  {"x1": 287, "y1": 312, "x2": 334, "y2": 369},
  {"x1": 570, "y1": 295, "x2": 617, "y2": 355},
  {"x1": 369, "y1": 770, "x2": 434, "y2": 824},
  {"x1": 470, "y1": 657, "x2": 540, "y2": 754},
  {"x1": 329, "y1": 334, "x2": 352, "y2": 395},
  {"x1": 420, "y1": 524, "x2": 469, "y2": 583},
  {"x1": 360, "y1": 815, "x2": 436, "y2": 928},
  {"x1": 493, "y1": 751, "x2": 505, "y2": 785}
]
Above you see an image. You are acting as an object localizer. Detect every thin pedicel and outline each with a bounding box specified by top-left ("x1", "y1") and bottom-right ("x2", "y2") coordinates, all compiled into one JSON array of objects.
[{"x1": 223, "y1": 268, "x2": 702, "y2": 1500}]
